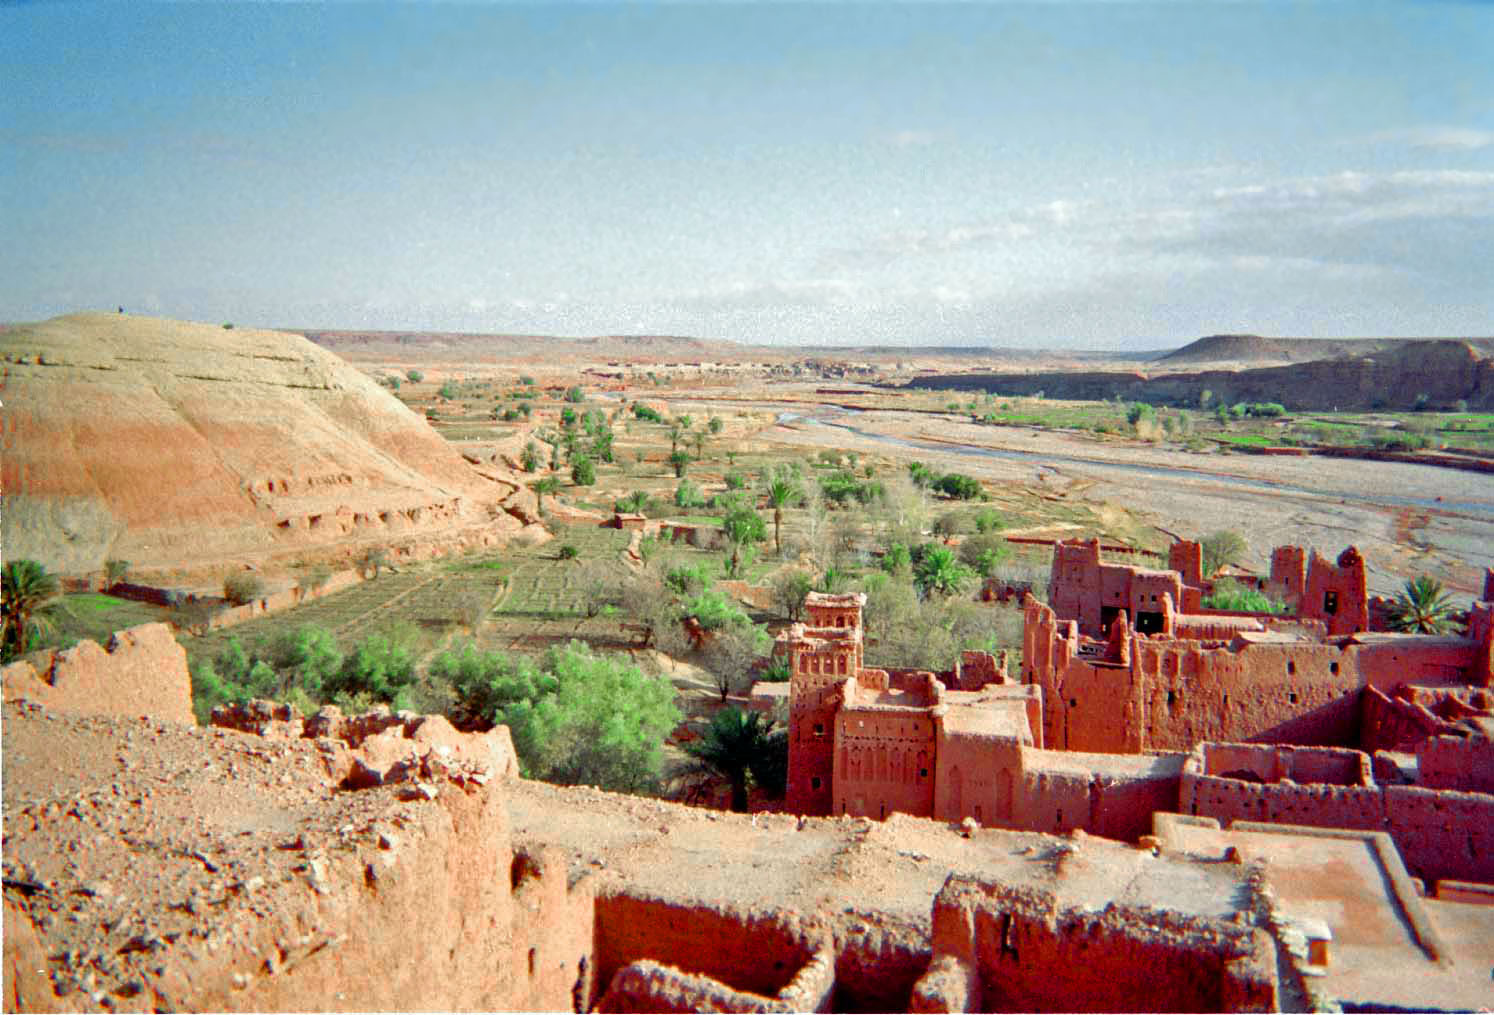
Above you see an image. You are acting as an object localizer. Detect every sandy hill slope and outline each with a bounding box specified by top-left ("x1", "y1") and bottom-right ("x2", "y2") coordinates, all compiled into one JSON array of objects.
[{"x1": 0, "y1": 313, "x2": 538, "y2": 579}]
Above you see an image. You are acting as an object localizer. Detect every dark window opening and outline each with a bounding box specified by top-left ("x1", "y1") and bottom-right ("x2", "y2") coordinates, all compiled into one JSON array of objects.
[
  {"x1": 1289, "y1": 692, "x2": 1299, "y2": 704},
  {"x1": 1324, "y1": 590, "x2": 1339, "y2": 615},
  {"x1": 813, "y1": 722, "x2": 825, "y2": 738},
  {"x1": 1330, "y1": 662, "x2": 1340, "y2": 676},
  {"x1": 1135, "y1": 611, "x2": 1164, "y2": 634},
  {"x1": 1069, "y1": 698, "x2": 1078, "y2": 708},
  {"x1": 1287, "y1": 660, "x2": 1296, "y2": 675},
  {"x1": 919, "y1": 768, "x2": 929, "y2": 779},
  {"x1": 811, "y1": 777, "x2": 822, "y2": 790},
  {"x1": 528, "y1": 949, "x2": 536, "y2": 977},
  {"x1": 1101, "y1": 605, "x2": 1122, "y2": 632},
  {"x1": 1166, "y1": 690, "x2": 1177, "y2": 706}
]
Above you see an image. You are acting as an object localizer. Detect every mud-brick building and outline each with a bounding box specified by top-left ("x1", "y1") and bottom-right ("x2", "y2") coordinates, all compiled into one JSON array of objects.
[
  {"x1": 1026, "y1": 540, "x2": 1494, "y2": 756},
  {"x1": 1048, "y1": 537, "x2": 1369, "y2": 638}
]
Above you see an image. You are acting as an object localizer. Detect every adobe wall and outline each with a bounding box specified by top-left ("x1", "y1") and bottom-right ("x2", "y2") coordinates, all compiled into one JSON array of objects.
[
  {"x1": 1359, "y1": 685, "x2": 1461, "y2": 751},
  {"x1": 1024, "y1": 598, "x2": 1481, "y2": 755},
  {"x1": 1383, "y1": 784, "x2": 1494, "y2": 884},
  {"x1": 509, "y1": 846, "x2": 598, "y2": 1013},
  {"x1": 928, "y1": 876, "x2": 1279, "y2": 1013},
  {"x1": 1300, "y1": 547, "x2": 1369, "y2": 636},
  {"x1": 596, "y1": 948, "x2": 835, "y2": 1014},
  {"x1": 1, "y1": 622, "x2": 193, "y2": 724},
  {"x1": 1416, "y1": 732, "x2": 1494, "y2": 793},
  {"x1": 1047, "y1": 539, "x2": 1187, "y2": 638},
  {"x1": 1, "y1": 701, "x2": 586, "y2": 1013},
  {"x1": 1180, "y1": 741, "x2": 1494, "y2": 883},
  {"x1": 833, "y1": 694, "x2": 939, "y2": 821},
  {"x1": 591, "y1": 891, "x2": 821, "y2": 1002}
]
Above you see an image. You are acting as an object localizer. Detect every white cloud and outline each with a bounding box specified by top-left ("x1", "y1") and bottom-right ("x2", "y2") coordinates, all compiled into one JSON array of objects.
[{"x1": 1367, "y1": 125, "x2": 1494, "y2": 152}]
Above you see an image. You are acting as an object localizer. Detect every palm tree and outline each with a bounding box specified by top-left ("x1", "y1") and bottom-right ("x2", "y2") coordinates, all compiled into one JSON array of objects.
[
  {"x1": 685, "y1": 707, "x2": 782, "y2": 812},
  {"x1": 1387, "y1": 576, "x2": 1458, "y2": 634},
  {"x1": 913, "y1": 545, "x2": 974, "y2": 599},
  {"x1": 2, "y1": 559, "x2": 63, "y2": 661},
  {"x1": 764, "y1": 476, "x2": 802, "y2": 555}
]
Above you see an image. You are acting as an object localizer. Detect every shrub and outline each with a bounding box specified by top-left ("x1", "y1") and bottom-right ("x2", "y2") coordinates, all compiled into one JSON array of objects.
[
  {"x1": 932, "y1": 510, "x2": 972, "y2": 537},
  {"x1": 432, "y1": 640, "x2": 679, "y2": 794},
  {"x1": 520, "y1": 441, "x2": 542, "y2": 473},
  {"x1": 558, "y1": 544, "x2": 580, "y2": 560},
  {"x1": 772, "y1": 570, "x2": 815, "y2": 620},
  {"x1": 438, "y1": 381, "x2": 458, "y2": 400},
  {"x1": 614, "y1": 490, "x2": 650, "y2": 513},
  {"x1": 880, "y1": 543, "x2": 912, "y2": 574},
  {"x1": 1201, "y1": 579, "x2": 1286, "y2": 614},
  {"x1": 223, "y1": 571, "x2": 264, "y2": 606},
  {"x1": 932, "y1": 473, "x2": 982, "y2": 500},
  {"x1": 708, "y1": 416, "x2": 723, "y2": 434},
  {"x1": 674, "y1": 479, "x2": 706, "y2": 508},
  {"x1": 632, "y1": 403, "x2": 663, "y2": 423},
  {"x1": 973, "y1": 508, "x2": 1005, "y2": 533},
  {"x1": 565, "y1": 386, "x2": 585, "y2": 403},
  {"x1": 104, "y1": 558, "x2": 131, "y2": 587},
  {"x1": 685, "y1": 589, "x2": 753, "y2": 632},
  {"x1": 571, "y1": 455, "x2": 596, "y2": 486},
  {"x1": 724, "y1": 471, "x2": 747, "y2": 490},
  {"x1": 406, "y1": 369, "x2": 424, "y2": 383},
  {"x1": 519, "y1": 374, "x2": 536, "y2": 387}
]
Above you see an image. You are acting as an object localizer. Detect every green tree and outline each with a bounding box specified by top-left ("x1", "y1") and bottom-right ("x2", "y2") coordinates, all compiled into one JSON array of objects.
[
  {"x1": 668, "y1": 449, "x2": 691, "y2": 478},
  {"x1": 1, "y1": 560, "x2": 63, "y2": 661},
  {"x1": 722, "y1": 505, "x2": 767, "y2": 578},
  {"x1": 615, "y1": 490, "x2": 650, "y2": 513},
  {"x1": 433, "y1": 640, "x2": 680, "y2": 794},
  {"x1": 764, "y1": 474, "x2": 803, "y2": 554},
  {"x1": 565, "y1": 385, "x2": 585, "y2": 403},
  {"x1": 932, "y1": 473, "x2": 982, "y2": 500},
  {"x1": 520, "y1": 441, "x2": 542, "y2": 473},
  {"x1": 708, "y1": 416, "x2": 724, "y2": 435},
  {"x1": 913, "y1": 545, "x2": 974, "y2": 598},
  {"x1": 684, "y1": 708, "x2": 785, "y2": 812},
  {"x1": 266, "y1": 623, "x2": 344, "y2": 700},
  {"x1": 405, "y1": 369, "x2": 424, "y2": 383},
  {"x1": 674, "y1": 479, "x2": 706, "y2": 508},
  {"x1": 1387, "y1": 576, "x2": 1458, "y2": 634},
  {"x1": 772, "y1": 569, "x2": 815, "y2": 621},
  {"x1": 1200, "y1": 530, "x2": 1248, "y2": 578},
  {"x1": 571, "y1": 455, "x2": 596, "y2": 486}
]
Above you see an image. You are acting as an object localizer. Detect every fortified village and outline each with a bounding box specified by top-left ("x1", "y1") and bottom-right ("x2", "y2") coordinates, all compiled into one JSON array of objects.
[
  {"x1": 6, "y1": 538, "x2": 1493, "y2": 1012},
  {"x1": 3, "y1": 311, "x2": 1493, "y2": 1015}
]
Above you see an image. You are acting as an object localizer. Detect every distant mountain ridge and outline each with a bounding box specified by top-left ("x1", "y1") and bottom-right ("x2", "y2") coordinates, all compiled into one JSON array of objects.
[{"x1": 1162, "y1": 333, "x2": 1494, "y2": 365}]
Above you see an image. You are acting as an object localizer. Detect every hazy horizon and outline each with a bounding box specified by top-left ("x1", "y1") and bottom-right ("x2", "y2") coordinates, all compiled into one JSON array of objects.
[{"x1": 5, "y1": 1, "x2": 1492, "y2": 349}]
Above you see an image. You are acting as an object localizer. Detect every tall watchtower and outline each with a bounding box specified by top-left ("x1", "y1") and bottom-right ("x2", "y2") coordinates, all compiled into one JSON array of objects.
[{"x1": 782, "y1": 592, "x2": 865, "y2": 815}]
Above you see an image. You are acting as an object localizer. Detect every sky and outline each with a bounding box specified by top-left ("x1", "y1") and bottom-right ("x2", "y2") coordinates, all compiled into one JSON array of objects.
[{"x1": 3, "y1": 1, "x2": 1492, "y2": 349}]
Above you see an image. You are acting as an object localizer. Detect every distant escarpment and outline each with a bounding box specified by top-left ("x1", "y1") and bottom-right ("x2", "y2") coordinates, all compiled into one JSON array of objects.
[
  {"x1": 0, "y1": 313, "x2": 541, "y2": 579},
  {"x1": 910, "y1": 340, "x2": 1494, "y2": 412}
]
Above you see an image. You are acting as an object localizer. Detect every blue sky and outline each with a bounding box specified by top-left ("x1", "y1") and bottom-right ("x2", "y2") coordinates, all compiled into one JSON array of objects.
[{"x1": 3, "y1": 1, "x2": 1492, "y2": 348}]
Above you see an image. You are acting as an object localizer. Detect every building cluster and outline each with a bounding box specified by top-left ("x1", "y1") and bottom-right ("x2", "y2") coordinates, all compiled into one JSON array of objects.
[{"x1": 766, "y1": 541, "x2": 1494, "y2": 886}]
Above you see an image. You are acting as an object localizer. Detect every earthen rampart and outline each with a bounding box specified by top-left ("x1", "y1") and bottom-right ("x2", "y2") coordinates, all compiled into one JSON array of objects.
[{"x1": 1, "y1": 622, "x2": 193, "y2": 725}]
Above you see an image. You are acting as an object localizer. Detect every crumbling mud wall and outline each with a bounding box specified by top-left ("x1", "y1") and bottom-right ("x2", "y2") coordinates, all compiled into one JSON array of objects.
[
  {"x1": 1023, "y1": 597, "x2": 1484, "y2": 755},
  {"x1": 597, "y1": 948, "x2": 835, "y2": 1014},
  {"x1": 1, "y1": 700, "x2": 586, "y2": 1013},
  {"x1": 1180, "y1": 741, "x2": 1494, "y2": 883},
  {"x1": 924, "y1": 876, "x2": 1279, "y2": 1013},
  {"x1": 591, "y1": 892, "x2": 822, "y2": 1003},
  {"x1": 0, "y1": 623, "x2": 192, "y2": 724}
]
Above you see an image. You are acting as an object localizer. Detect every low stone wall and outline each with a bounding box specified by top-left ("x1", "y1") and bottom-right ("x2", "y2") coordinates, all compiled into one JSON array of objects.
[
  {"x1": 1, "y1": 622, "x2": 193, "y2": 724},
  {"x1": 597, "y1": 947, "x2": 835, "y2": 1014}
]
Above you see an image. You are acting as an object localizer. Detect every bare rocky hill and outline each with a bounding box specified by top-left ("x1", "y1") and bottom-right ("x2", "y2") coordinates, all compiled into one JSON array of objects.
[
  {"x1": 911, "y1": 339, "x2": 1494, "y2": 411},
  {"x1": 0, "y1": 313, "x2": 540, "y2": 580}
]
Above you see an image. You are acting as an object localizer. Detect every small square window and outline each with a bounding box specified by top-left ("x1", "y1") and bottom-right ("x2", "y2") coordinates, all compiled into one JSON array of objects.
[
  {"x1": 811, "y1": 777, "x2": 822, "y2": 790},
  {"x1": 813, "y1": 722, "x2": 825, "y2": 737},
  {"x1": 918, "y1": 768, "x2": 929, "y2": 779}
]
